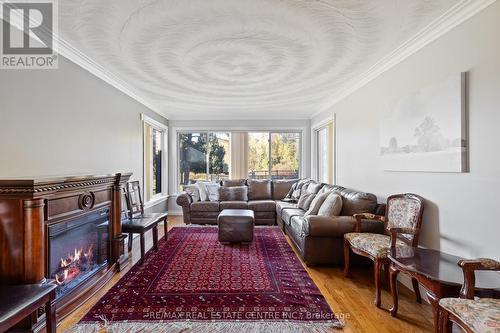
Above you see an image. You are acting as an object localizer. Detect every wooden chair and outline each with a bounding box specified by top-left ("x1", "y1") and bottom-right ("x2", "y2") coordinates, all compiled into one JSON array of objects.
[
  {"x1": 122, "y1": 181, "x2": 168, "y2": 265},
  {"x1": 343, "y1": 193, "x2": 424, "y2": 307},
  {"x1": 438, "y1": 258, "x2": 500, "y2": 333}
]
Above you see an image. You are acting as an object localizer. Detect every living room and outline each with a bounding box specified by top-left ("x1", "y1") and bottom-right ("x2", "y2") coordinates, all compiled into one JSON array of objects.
[{"x1": 0, "y1": 1, "x2": 499, "y2": 333}]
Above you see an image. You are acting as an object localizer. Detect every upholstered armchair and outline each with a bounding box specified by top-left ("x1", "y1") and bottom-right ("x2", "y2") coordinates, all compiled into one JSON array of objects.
[
  {"x1": 438, "y1": 258, "x2": 500, "y2": 333},
  {"x1": 343, "y1": 193, "x2": 424, "y2": 308}
]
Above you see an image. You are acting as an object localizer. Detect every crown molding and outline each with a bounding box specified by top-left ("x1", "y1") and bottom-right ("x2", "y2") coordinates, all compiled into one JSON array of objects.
[
  {"x1": 0, "y1": 10, "x2": 163, "y2": 116},
  {"x1": 56, "y1": 36, "x2": 168, "y2": 118},
  {"x1": 311, "y1": 0, "x2": 497, "y2": 118}
]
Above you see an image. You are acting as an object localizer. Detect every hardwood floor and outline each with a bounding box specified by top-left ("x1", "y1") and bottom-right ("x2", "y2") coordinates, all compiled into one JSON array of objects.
[{"x1": 58, "y1": 216, "x2": 433, "y2": 333}]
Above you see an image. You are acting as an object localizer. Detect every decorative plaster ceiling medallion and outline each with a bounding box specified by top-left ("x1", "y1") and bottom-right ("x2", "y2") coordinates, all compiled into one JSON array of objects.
[{"x1": 58, "y1": 0, "x2": 484, "y2": 119}]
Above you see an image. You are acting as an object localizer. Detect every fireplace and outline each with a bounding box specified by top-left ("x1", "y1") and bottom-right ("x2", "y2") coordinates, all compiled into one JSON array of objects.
[
  {"x1": 0, "y1": 173, "x2": 132, "y2": 332},
  {"x1": 48, "y1": 209, "x2": 109, "y2": 299}
]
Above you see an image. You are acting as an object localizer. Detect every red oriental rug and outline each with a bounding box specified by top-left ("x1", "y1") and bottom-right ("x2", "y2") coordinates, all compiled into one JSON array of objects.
[{"x1": 70, "y1": 226, "x2": 343, "y2": 332}]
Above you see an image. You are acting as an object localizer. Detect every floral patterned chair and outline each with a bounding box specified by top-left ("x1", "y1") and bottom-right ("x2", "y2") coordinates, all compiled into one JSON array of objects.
[
  {"x1": 438, "y1": 258, "x2": 500, "y2": 333},
  {"x1": 343, "y1": 193, "x2": 424, "y2": 308}
]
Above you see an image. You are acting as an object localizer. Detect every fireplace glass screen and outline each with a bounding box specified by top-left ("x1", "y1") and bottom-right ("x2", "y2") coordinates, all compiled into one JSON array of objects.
[{"x1": 48, "y1": 209, "x2": 109, "y2": 298}]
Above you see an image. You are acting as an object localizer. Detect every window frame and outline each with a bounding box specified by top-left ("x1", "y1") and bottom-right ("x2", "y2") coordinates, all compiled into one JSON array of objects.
[
  {"x1": 312, "y1": 116, "x2": 335, "y2": 184},
  {"x1": 142, "y1": 114, "x2": 168, "y2": 205},
  {"x1": 175, "y1": 128, "x2": 303, "y2": 191},
  {"x1": 316, "y1": 126, "x2": 329, "y2": 183}
]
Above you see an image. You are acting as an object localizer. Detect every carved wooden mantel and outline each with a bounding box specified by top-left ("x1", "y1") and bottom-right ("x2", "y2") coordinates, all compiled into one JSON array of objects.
[{"x1": 0, "y1": 173, "x2": 132, "y2": 331}]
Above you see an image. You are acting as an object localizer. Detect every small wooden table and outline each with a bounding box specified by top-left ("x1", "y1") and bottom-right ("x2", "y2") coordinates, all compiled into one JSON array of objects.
[
  {"x1": 0, "y1": 282, "x2": 57, "y2": 333},
  {"x1": 388, "y1": 247, "x2": 500, "y2": 333}
]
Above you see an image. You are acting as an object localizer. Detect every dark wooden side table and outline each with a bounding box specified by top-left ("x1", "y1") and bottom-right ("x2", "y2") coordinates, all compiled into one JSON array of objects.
[
  {"x1": 388, "y1": 247, "x2": 500, "y2": 333},
  {"x1": 0, "y1": 282, "x2": 57, "y2": 333}
]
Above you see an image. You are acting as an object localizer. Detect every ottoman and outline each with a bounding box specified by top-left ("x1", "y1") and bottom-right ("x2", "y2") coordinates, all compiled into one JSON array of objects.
[{"x1": 218, "y1": 209, "x2": 255, "y2": 244}]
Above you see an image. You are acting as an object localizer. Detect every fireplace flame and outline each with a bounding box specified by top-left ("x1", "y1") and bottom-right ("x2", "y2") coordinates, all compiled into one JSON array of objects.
[{"x1": 55, "y1": 244, "x2": 94, "y2": 286}]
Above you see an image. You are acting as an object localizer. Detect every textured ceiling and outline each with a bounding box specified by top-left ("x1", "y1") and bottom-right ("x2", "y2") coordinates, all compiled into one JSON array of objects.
[{"x1": 59, "y1": 0, "x2": 458, "y2": 120}]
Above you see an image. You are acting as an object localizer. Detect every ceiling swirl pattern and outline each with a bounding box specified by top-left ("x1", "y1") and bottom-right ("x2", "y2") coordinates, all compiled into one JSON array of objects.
[{"x1": 59, "y1": 0, "x2": 457, "y2": 119}]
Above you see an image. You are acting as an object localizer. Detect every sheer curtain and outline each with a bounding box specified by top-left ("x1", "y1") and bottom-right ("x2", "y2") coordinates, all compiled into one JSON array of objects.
[{"x1": 230, "y1": 132, "x2": 248, "y2": 179}]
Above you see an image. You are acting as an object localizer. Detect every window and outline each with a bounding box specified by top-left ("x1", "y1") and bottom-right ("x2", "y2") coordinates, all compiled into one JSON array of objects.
[
  {"x1": 142, "y1": 115, "x2": 168, "y2": 202},
  {"x1": 178, "y1": 131, "x2": 230, "y2": 190},
  {"x1": 248, "y1": 132, "x2": 301, "y2": 180},
  {"x1": 271, "y1": 132, "x2": 300, "y2": 179},
  {"x1": 314, "y1": 121, "x2": 334, "y2": 183},
  {"x1": 247, "y1": 132, "x2": 270, "y2": 179}
]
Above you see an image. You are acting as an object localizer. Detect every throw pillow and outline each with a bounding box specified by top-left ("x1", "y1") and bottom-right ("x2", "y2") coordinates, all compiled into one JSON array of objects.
[
  {"x1": 304, "y1": 192, "x2": 330, "y2": 217},
  {"x1": 298, "y1": 192, "x2": 316, "y2": 211},
  {"x1": 317, "y1": 193, "x2": 343, "y2": 217},
  {"x1": 183, "y1": 184, "x2": 200, "y2": 202},
  {"x1": 219, "y1": 186, "x2": 248, "y2": 201},
  {"x1": 196, "y1": 181, "x2": 213, "y2": 201},
  {"x1": 205, "y1": 183, "x2": 221, "y2": 202},
  {"x1": 247, "y1": 179, "x2": 272, "y2": 200}
]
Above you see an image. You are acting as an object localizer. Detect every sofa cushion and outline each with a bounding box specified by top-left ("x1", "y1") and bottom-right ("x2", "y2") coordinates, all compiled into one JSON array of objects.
[
  {"x1": 290, "y1": 216, "x2": 306, "y2": 237},
  {"x1": 298, "y1": 192, "x2": 316, "y2": 210},
  {"x1": 276, "y1": 201, "x2": 298, "y2": 216},
  {"x1": 221, "y1": 179, "x2": 246, "y2": 187},
  {"x1": 248, "y1": 200, "x2": 276, "y2": 212},
  {"x1": 247, "y1": 179, "x2": 272, "y2": 200},
  {"x1": 191, "y1": 201, "x2": 220, "y2": 212},
  {"x1": 220, "y1": 201, "x2": 248, "y2": 210},
  {"x1": 182, "y1": 184, "x2": 200, "y2": 202},
  {"x1": 282, "y1": 208, "x2": 305, "y2": 224},
  {"x1": 318, "y1": 184, "x2": 344, "y2": 195},
  {"x1": 219, "y1": 186, "x2": 248, "y2": 201},
  {"x1": 272, "y1": 179, "x2": 297, "y2": 200},
  {"x1": 337, "y1": 188, "x2": 378, "y2": 216},
  {"x1": 318, "y1": 193, "x2": 343, "y2": 217},
  {"x1": 304, "y1": 192, "x2": 330, "y2": 217}
]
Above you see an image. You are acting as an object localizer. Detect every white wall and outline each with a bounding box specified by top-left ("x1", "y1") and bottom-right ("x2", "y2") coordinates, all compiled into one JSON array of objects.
[
  {"x1": 327, "y1": 2, "x2": 500, "y2": 259},
  {"x1": 167, "y1": 119, "x2": 310, "y2": 213},
  {"x1": 0, "y1": 57, "x2": 168, "y2": 203}
]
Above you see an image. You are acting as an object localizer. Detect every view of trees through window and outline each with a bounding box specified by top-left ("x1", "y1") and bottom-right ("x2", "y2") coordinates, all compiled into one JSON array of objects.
[
  {"x1": 178, "y1": 132, "x2": 230, "y2": 189},
  {"x1": 248, "y1": 132, "x2": 300, "y2": 179},
  {"x1": 178, "y1": 131, "x2": 300, "y2": 189}
]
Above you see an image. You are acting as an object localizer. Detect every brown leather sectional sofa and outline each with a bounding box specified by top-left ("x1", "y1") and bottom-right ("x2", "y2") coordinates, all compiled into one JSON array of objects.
[
  {"x1": 176, "y1": 179, "x2": 385, "y2": 265},
  {"x1": 176, "y1": 179, "x2": 296, "y2": 225}
]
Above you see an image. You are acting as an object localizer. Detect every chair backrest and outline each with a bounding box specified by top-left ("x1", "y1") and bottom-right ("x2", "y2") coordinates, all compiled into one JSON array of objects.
[
  {"x1": 385, "y1": 193, "x2": 424, "y2": 246},
  {"x1": 121, "y1": 187, "x2": 131, "y2": 221},
  {"x1": 458, "y1": 258, "x2": 500, "y2": 299},
  {"x1": 125, "y1": 181, "x2": 144, "y2": 218}
]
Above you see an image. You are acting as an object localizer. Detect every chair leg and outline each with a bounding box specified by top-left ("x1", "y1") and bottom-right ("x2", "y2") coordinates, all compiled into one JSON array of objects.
[
  {"x1": 139, "y1": 233, "x2": 145, "y2": 265},
  {"x1": 343, "y1": 238, "x2": 350, "y2": 277},
  {"x1": 163, "y1": 217, "x2": 168, "y2": 241},
  {"x1": 389, "y1": 264, "x2": 400, "y2": 317},
  {"x1": 374, "y1": 259, "x2": 382, "y2": 308},
  {"x1": 383, "y1": 262, "x2": 390, "y2": 285},
  {"x1": 152, "y1": 225, "x2": 159, "y2": 251},
  {"x1": 127, "y1": 233, "x2": 133, "y2": 252},
  {"x1": 412, "y1": 277, "x2": 422, "y2": 303}
]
